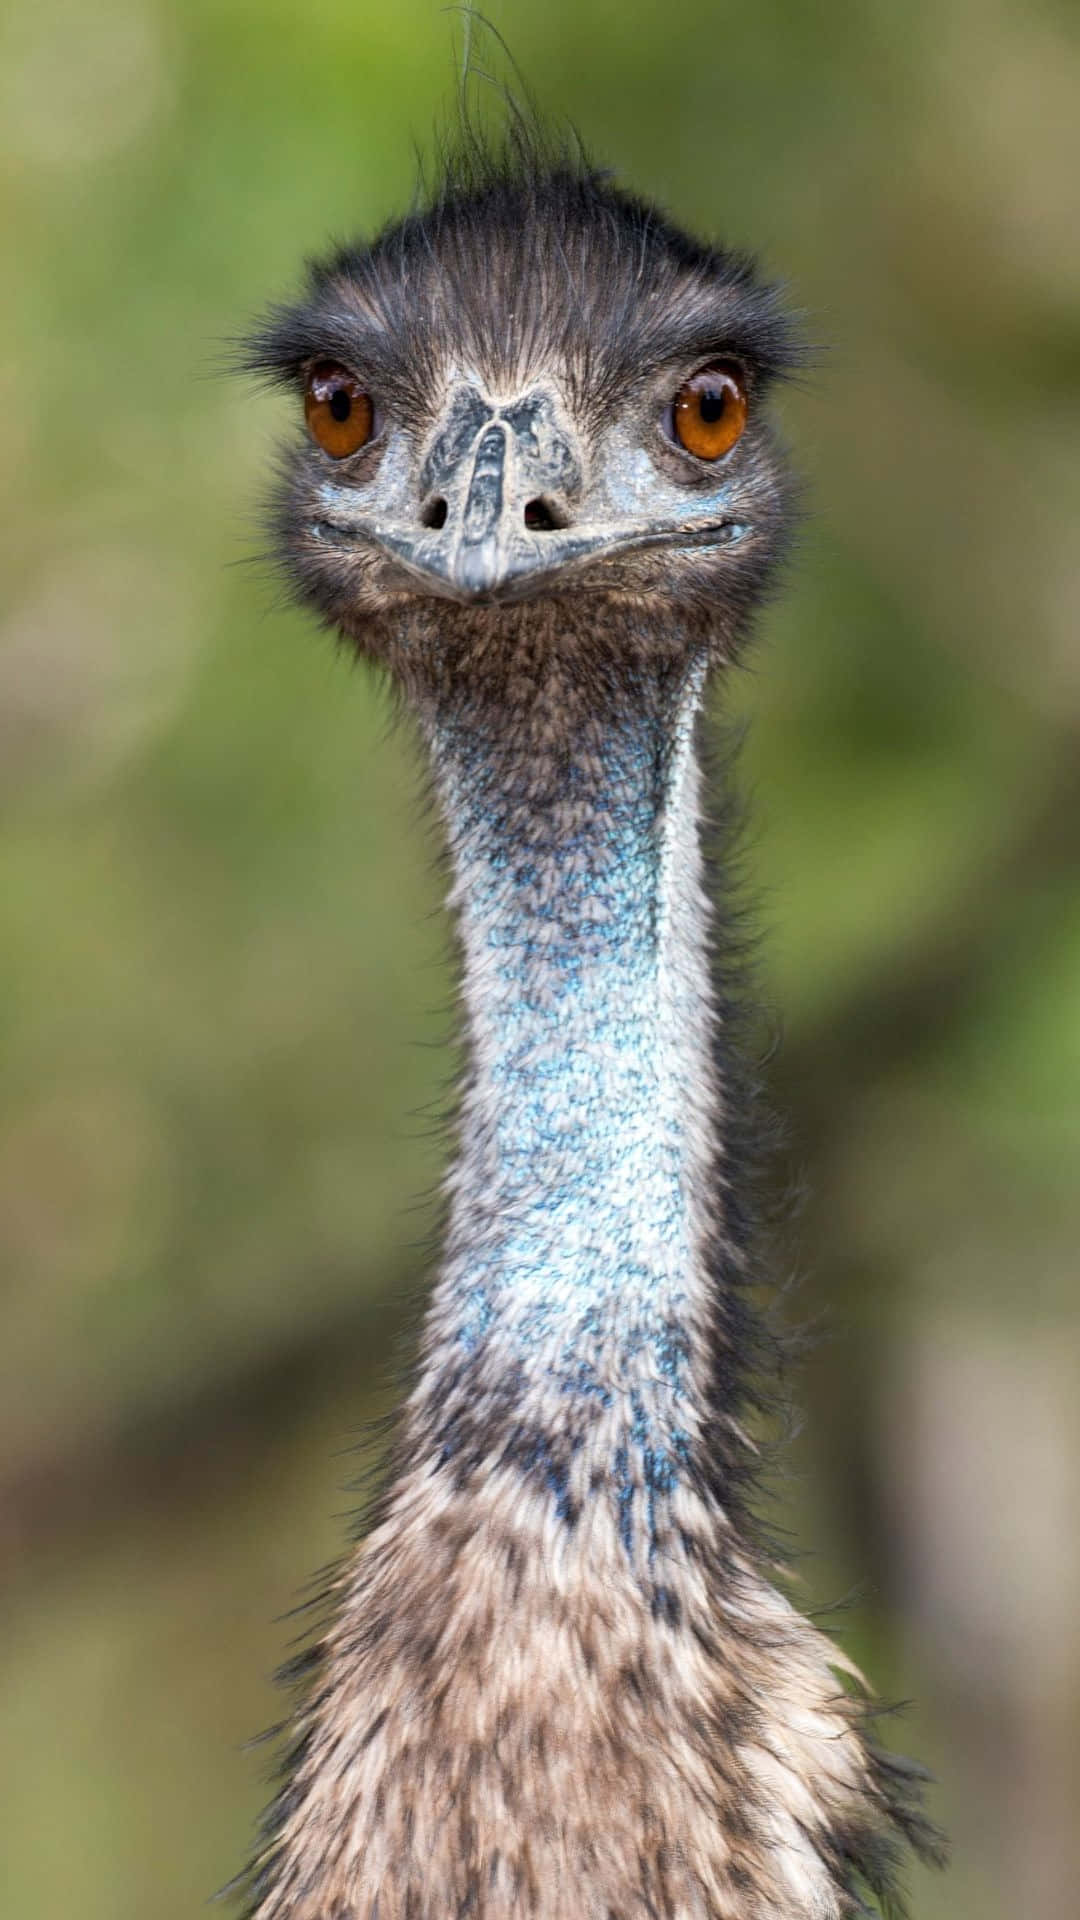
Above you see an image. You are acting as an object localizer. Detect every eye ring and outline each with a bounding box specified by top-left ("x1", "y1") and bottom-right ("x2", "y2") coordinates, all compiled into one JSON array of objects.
[
  {"x1": 668, "y1": 362, "x2": 748, "y2": 462},
  {"x1": 304, "y1": 361, "x2": 376, "y2": 458}
]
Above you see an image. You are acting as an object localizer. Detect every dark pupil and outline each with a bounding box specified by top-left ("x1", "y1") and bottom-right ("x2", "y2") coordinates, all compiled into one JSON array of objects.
[
  {"x1": 697, "y1": 384, "x2": 727, "y2": 423},
  {"x1": 329, "y1": 386, "x2": 352, "y2": 423}
]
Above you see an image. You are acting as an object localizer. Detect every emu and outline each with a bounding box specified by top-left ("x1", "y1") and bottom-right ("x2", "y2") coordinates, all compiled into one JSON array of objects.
[{"x1": 237, "y1": 126, "x2": 939, "y2": 1920}]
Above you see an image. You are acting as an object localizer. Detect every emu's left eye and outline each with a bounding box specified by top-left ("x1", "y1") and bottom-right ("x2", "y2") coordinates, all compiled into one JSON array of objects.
[
  {"x1": 304, "y1": 362, "x2": 375, "y2": 458},
  {"x1": 670, "y1": 364, "x2": 747, "y2": 461}
]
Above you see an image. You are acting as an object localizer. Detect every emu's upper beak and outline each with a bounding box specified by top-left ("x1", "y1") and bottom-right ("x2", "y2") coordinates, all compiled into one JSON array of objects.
[
  {"x1": 312, "y1": 384, "x2": 745, "y2": 604},
  {"x1": 376, "y1": 405, "x2": 592, "y2": 601}
]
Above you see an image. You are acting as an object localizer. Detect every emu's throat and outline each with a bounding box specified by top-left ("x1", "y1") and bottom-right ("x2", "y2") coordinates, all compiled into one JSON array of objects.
[{"x1": 413, "y1": 633, "x2": 720, "y2": 1565}]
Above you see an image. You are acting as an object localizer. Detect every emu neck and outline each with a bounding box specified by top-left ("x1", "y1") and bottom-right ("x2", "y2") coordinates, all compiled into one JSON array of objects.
[{"x1": 409, "y1": 633, "x2": 728, "y2": 1576}]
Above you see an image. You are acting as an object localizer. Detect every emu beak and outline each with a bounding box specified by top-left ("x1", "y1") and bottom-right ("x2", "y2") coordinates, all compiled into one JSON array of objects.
[
  {"x1": 432, "y1": 416, "x2": 548, "y2": 599},
  {"x1": 313, "y1": 386, "x2": 747, "y2": 603}
]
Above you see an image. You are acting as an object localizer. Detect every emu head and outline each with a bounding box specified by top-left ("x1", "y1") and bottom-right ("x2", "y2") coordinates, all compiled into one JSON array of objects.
[{"x1": 245, "y1": 144, "x2": 798, "y2": 704}]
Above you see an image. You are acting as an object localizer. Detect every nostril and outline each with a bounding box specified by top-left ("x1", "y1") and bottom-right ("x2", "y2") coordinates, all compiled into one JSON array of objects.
[
  {"x1": 524, "y1": 497, "x2": 561, "y2": 531},
  {"x1": 421, "y1": 497, "x2": 448, "y2": 530}
]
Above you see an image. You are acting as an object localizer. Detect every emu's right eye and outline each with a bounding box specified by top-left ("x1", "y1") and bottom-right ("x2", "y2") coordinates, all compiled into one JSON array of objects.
[
  {"x1": 670, "y1": 364, "x2": 747, "y2": 462},
  {"x1": 304, "y1": 362, "x2": 374, "y2": 458}
]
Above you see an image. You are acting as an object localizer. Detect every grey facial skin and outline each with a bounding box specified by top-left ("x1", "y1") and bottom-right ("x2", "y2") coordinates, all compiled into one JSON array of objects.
[{"x1": 310, "y1": 380, "x2": 749, "y2": 605}]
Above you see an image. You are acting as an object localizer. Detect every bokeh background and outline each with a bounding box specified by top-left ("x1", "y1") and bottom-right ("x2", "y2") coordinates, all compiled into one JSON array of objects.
[{"x1": 2, "y1": 1, "x2": 1078, "y2": 1914}]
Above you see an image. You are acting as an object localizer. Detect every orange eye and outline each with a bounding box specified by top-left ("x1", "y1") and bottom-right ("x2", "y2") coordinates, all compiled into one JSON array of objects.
[
  {"x1": 304, "y1": 362, "x2": 374, "y2": 458},
  {"x1": 671, "y1": 364, "x2": 747, "y2": 461}
]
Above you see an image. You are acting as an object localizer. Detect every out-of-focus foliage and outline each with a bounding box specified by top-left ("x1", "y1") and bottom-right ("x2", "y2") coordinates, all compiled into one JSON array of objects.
[{"x1": 2, "y1": 3, "x2": 1077, "y2": 1916}]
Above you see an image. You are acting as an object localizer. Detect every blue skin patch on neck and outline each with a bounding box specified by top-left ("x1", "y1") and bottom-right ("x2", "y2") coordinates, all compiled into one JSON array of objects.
[{"x1": 429, "y1": 662, "x2": 712, "y2": 1564}]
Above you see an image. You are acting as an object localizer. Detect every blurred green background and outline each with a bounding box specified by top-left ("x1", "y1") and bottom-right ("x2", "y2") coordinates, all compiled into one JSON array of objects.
[{"x1": 2, "y1": 1, "x2": 1078, "y2": 1914}]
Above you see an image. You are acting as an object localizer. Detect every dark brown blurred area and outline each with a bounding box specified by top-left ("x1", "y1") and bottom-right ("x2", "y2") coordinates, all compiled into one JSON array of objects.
[{"x1": 1, "y1": 2, "x2": 1078, "y2": 1914}]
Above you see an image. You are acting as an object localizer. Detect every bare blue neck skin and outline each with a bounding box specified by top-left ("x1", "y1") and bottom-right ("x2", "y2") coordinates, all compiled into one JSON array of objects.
[{"x1": 414, "y1": 649, "x2": 720, "y2": 1567}]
